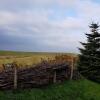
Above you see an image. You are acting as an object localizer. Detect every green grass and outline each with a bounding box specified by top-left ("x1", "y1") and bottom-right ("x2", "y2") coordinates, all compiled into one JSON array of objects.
[{"x1": 0, "y1": 79, "x2": 99, "y2": 100}]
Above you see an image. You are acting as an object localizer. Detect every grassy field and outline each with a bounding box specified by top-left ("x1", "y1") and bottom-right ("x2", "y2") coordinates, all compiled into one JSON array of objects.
[
  {"x1": 0, "y1": 50, "x2": 57, "y2": 69},
  {"x1": 0, "y1": 50, "x2": 77, "y2": 69},
  {"x1": 0, "y1": 50, "x2": 99, "y2": 100},
  {"x1": 0, "y1": 79, "x2": 99, "y2": 100}
]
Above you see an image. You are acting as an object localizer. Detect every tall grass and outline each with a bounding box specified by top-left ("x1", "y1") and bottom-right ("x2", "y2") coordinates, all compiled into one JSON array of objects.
[
  {"x1": 0, "y1": 79, "x2": 99, "y2": 100},
  {"x1": 0, "y1": 50, "x2": 77, "y2": 69}
]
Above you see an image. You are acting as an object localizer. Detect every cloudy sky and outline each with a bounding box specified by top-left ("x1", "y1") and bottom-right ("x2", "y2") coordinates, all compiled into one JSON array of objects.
[{"x1": 0, "y1": 0, "x2": 100, "y2": 53}]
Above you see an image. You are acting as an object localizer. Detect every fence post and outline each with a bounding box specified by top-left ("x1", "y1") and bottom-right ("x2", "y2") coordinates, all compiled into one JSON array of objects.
[
  {"x1": 53, "y1": 70, "x2": 56, "y2": 83},
  {"x1": 65, "y1": 68, "x2": 68, "y2": 79},
  {"x1": 70, "y1": 57, "x2": 74, "y2": 80},
  {"x1": 13, "y1": 62, "x2": 17, "y2": 90}
]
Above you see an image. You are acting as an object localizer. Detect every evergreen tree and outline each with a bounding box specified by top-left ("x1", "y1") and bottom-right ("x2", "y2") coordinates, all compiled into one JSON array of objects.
[{"x1": 78, "y1": 22, "x2": 100, "y2": 83}]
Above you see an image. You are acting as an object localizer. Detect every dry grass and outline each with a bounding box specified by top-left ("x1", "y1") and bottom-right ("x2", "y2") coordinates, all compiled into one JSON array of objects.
[
  {"x1": 0, "y1": 50, "x2": 77, "y2": 69},
  {"x1": 0, "y1": 55, "x2": 55, "y2": 69}
]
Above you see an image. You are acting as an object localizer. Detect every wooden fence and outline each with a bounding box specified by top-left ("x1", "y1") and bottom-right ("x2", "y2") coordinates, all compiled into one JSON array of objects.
[{"x1": 0, "y1": 57, "x2": 80, "y2": 90}]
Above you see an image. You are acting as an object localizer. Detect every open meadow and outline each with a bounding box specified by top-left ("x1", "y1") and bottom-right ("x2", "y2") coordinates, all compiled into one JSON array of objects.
[{"x1": 0, "y1": 50, "x2": 77, "y2": 69}]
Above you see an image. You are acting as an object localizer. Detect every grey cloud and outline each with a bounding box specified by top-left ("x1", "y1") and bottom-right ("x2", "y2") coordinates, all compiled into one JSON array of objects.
[
  {"x1": 0, "y1": 10, "x2": 86, "y2": 53},
  {"x1": 0, "y1": 0, "x2": 76, "y2": 11},
  {"x1": 0, "y1": 0, "x2": 98, "y2": 53}
]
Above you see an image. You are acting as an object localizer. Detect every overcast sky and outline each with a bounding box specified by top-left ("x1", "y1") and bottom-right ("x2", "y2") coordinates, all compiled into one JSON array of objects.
[{"x1": 0, "y1": 0, "x2": 100, "y2": 53}]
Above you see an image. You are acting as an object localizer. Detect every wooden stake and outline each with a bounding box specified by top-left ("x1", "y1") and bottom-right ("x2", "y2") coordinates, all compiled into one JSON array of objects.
[
  {"x1": 13, "y1": 63, "x2": 17, "y2": 90},
  {"x1": 53, "y1": 71, "x2": 56, "y2": 83},
  {"x1": 65, "y1": 69, "x2": 68, "y2": 79},
  {"x1": 70, "y1": 57, "x2": 74, "y2": 80}
]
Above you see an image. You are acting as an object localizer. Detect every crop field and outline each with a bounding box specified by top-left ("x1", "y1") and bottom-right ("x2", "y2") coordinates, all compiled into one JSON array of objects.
[{"x1": 0, "y1": 50, "x2": 77, "y2": 70}]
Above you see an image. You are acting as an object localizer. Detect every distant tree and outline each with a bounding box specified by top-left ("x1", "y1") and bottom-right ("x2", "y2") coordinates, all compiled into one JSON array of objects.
[{"x1": 78, "y1": 22, "x2": 100, "y2": 83}]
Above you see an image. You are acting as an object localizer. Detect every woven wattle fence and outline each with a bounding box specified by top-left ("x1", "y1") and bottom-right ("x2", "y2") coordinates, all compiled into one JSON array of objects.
[{"x1": 0, "y1": 58, "x2": 80, "y2": 90}]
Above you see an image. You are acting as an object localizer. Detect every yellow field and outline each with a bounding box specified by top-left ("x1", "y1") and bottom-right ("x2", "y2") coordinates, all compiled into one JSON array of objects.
[
  {"x1": 0, "y1": 54, "x2": 55, "y2": 69},
  {"x1": 0, "y1": 50, "x2": 77, "y2": 69}
]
